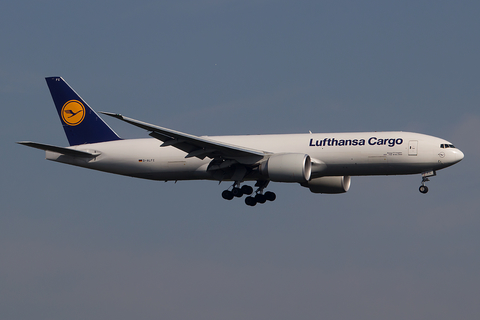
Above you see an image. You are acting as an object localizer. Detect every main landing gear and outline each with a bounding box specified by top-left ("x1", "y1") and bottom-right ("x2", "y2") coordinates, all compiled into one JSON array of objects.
[
  {"x1": 419, "y1": 170, "x2": 436, "y2": 194},
  {"x1": 222, "y1": 180, "x2": 276, "y2": 206}
]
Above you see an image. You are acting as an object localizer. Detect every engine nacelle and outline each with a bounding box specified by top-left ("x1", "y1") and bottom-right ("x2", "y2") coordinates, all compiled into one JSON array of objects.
[
  {"x1": 260, "y1": 153, "x2": 311, "y2": 182},
  {"x1": 301, "y1": 176, "x2": 351, "y2": 194}
]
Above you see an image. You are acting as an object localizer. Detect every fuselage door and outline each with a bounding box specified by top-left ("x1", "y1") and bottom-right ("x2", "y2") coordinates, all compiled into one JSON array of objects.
[{"x1": 408, "y1": 140, "x2": 418, "y2": 156}]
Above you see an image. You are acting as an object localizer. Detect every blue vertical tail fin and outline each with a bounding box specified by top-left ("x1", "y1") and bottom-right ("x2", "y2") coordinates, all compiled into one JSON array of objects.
[{"x1": 46, "y1": 77, "x2": 121, "y2": 146}]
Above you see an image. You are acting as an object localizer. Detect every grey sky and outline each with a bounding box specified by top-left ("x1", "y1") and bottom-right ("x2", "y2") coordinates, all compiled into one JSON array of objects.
[{"x1": 2, "y1": 1, "x2": 480, "y2": 319}]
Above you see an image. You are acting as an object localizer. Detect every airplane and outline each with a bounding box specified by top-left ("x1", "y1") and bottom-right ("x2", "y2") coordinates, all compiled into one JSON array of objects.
[{"x1": 18, "y1": 77, "x2": 464, "y2": 206}]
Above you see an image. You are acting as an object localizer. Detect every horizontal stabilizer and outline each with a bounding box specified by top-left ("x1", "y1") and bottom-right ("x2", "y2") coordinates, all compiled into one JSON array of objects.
[{"x1": 17, "y1": 141, "x2": 98, "y2": 158}]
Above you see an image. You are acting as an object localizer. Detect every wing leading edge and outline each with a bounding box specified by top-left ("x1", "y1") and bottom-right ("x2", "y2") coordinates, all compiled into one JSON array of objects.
[{"x1": 100, "y1": 112, "x2": 267, "y2": 164}]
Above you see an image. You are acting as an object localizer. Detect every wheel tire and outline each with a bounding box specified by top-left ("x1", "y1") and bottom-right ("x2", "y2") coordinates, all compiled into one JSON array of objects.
[
  {"x1": 419, "y1": 185, "x2": 429, "y2": 194},
  {"x1": 255, "y1": 194, "x2": 267, "y2": 204},
  {"x1": 264, "y1": 191, "x2": 276, "y2": 201},
  {"x1": 241, "y1": 185, "x2": 254, "y2": 195},
  {"x1": 222, "y1": 190, "x2": 234, "y2": 200},
  {"x1": 232, "y1": 187, "x2": 244, "y2": 197},
  {"x1": 245, "y1": 196, "x2": 257, "y2": 206}
]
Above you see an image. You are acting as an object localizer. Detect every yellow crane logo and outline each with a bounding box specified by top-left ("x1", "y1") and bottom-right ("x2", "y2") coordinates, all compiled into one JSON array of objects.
[{"x1": 61, "y1": 100, "x2": 85, "y2": 126}]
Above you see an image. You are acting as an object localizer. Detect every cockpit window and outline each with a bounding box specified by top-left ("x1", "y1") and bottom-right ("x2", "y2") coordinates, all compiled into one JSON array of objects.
[{"x1": 440, "y1": 144, "x2": 456, "y2": 149}]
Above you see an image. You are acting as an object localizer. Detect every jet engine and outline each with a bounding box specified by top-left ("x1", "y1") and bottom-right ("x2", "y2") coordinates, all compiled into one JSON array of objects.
[
  {"x1": 260, "y1": 153, "x2": 311, "y2": 182},
  {"x1": 301, "y1": 176, "x2": 351, "y2": 193}
]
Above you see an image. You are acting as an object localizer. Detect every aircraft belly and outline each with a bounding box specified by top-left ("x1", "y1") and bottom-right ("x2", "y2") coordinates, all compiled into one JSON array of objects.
[
  {"x1": 96, "y1": 158, "x2": 210, "y2": 181},
  {"x1": 309, "y1": 145, "x2": 437, "y2": 176}
]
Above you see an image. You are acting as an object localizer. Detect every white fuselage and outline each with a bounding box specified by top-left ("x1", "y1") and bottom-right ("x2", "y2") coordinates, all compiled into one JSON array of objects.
[{"x1": 46, "y1": 131, "x2": 464, "y2": 182}]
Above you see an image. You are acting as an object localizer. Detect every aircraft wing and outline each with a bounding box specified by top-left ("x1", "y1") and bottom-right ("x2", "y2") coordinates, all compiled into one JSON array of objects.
[{"x1": 100, "y1": 112, "x2": 267, "y2": 163}]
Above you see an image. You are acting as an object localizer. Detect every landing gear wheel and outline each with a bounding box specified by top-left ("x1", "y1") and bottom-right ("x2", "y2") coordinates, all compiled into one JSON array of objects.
[
  {"x1": 222, "y1": 190, "x2": 234, "y2": 200},
  {"x1": 255, "y1": 194, "x2": 267, "y2": 204},
  {"x1": 232, "y1": 187, "x2": 244, "y2": 197},
  {"x1": 264, "y1": 191, "x2": 276, "y2": 201},
  {"x1": 245, "y1": 196, "x2": 257, "y2": 206},
  {"x1": 419, "y1": 185, "x2": 429, "y2": 194},
  {"x1": 241, "y1": 185, "x2": 254, "y2": 195}
]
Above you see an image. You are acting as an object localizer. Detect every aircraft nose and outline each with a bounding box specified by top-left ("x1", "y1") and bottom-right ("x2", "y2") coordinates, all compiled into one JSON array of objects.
[
  {"x1": 456, "y1": 149, "x2": 465, "y2": 162},
  {"x1": 447, "y1": 148, "x2": 464, "y2": 164}
]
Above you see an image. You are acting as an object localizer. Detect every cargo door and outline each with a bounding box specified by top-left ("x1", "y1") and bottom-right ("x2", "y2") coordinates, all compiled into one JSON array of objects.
[{"x1": 408, "y1": 140, "x2": 418, "y2": 156}]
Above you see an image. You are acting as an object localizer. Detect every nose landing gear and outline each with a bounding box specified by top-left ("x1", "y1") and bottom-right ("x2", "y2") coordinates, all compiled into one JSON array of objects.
[
  {"x1": 419, "y1": 184, "x2": 429, "y2": 194},
  {"x1": 419, "y1": 170, "x2": 436, "y2": 194}
]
